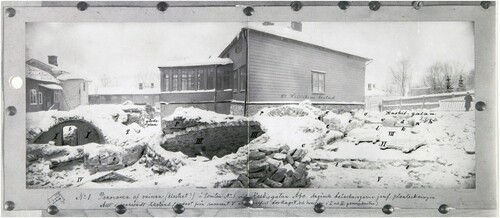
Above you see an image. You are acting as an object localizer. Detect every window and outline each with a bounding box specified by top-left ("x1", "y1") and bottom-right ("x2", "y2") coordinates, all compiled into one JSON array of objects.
[
  {"x1": 54, "y1": 92, "x2": 60, "y2": 102},
  {"x1": 30, "y1": 89, "x2": 37, "y2": 105},
  {"x1": 172, "y1": 72, "x2": 179, "y2": 91},
  {"x1": 188, "y1": 71, "x2": 196, "y2": 90},
  {"x1": 38, "y1": 92, "x2": 43, "y2": 105},
  {"x1": 233, "y1": 69, "x2": 238, "y2": 92},
  {"x1": 312, "y1": 71, "x2": 325, "y2": 93},
  {"x1": 151, "y1": 83, "x2": 154, "y2": 88},
  {"x1": 181, "y1": 71, "x2": 188, "y2": 90},
  {"x1": 197, "y1": 69, "x2": 205, "y2": 90},
  {"x1": 164, "y1": 73, "x2": 170, "y2": 91},
  {"x1": 207, "y1": 69, "x2": 215, "y2": 90},
  {"x1": 240, "y1": 66, "x2": 247, "y2": 91},
  {"x1": 216, "y1": 69, "x2": 224, "y2": 90},
  {"x1": 83, "y1": 82, "x2": 86, "y2": 91},
  {"x1": 224, "y1": 71, "x2": 231, "y2": 89}
]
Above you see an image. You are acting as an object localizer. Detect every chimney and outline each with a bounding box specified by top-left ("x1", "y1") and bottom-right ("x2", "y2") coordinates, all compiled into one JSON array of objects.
[
  {"x1": 139, "y1": 83, "x2": 143, "y2": 90},
  {"x1": 368, "y1": 83, "x2": 372, "y2": 90},
  {"x1": 291, "y1": 21, "x2": 302, "y2": 32},
  {"x1": 48, "y1": 55, "x2": 58, "y2": 66}
]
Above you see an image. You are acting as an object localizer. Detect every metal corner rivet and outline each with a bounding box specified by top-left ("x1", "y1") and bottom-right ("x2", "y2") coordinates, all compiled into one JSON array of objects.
[
  {"x1": 242, "y1": 196, "x2": 254, "y2": 207},
  {"x1": 338, "y1": 1, "x2": 351, "y2": 10},
  {"x1": 438, "y1": 204, "x2": 451, "y2": 214},
  {"x1": 290, "y1": 1, "x2": 303, "y2": 11},
  {"x1": 243, "y1": 6, "x2": 254, "y2": 16},
  {"x1": 314, "y1": 203, "x2": 325, "y2": 213},
  {"x1": 382, "y1": 204, "x2": 394, "y2": 214},
  {"x1": 7, "y1": 106, "x2": 17, "y2": 116},
  {"x1": 47, "y1": 205, "x2": 59, "y2": 215},
  {"x1": 76, "y1": 2, "x2": 89, "y2": 11},
  {"x1": 412, "y1": 1, "x2": 424, "y2": 10},
  {"x1": 157, "y1": 2, "x2": 168, "y2": 12},
  {"x1": 5, "y1": 8, "x2": 16, "y2": 17},
  {"x1": 480, "y1": 1, "x2": 491, "y2": 9},
  {"x1": 173, "y1": 203, "x2": 185, "y2": 214},
  {"x1": 368, "y1": 1, "x2": 381, "y2": 11},
  {"x1": 115, "y1": 204, "x2": 127, "y2": 214},
  {"x1": 475, "y1": 101, "x2": 486, "y2": 111},
  {"x1": 4, "y1": 201, "x2": 15, "y2": 211}
]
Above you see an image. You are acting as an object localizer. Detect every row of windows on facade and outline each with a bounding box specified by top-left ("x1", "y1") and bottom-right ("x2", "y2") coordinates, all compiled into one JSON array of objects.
[
  {"x1": 30, "y1": 89, "x2": 60, "y2": 105},
  {"x1": 162, "y1": 66, "x2": 247, "y2": 92},
  {"x1": 98, "y1": 95, "x2": 160, "y2": 101}
]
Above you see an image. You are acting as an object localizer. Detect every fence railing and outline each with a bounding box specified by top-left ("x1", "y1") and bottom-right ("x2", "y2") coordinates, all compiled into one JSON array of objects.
[{"x1": 381, "y1": 91, "x2": 474, "y2": 111}]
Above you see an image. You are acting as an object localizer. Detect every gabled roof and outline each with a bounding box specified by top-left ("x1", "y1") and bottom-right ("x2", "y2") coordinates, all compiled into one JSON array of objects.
[
  {"x1": 159, "y1": 58, "x2": 233, "y2": 68},
  {"x1": 26, "y1": 58, "x2": 89, "y2": 81},
  {"x1": 26, "y1": 64, "x2": 61, "y2": 84},
  {"x1": 219, "y1": 24, "x2": 371, "y2": 62}
]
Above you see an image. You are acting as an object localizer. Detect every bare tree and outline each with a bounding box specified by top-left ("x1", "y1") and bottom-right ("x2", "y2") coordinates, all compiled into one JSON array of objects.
[
  {"x1": 99, "y1": 74, "x2": 112, "y2": 87},
  {"x1": 134, "y1": 71, "x2": 159, "y2": 89},
  {"x1": 390, "y1": 59, "x2": 413, "y2": 96},
  {"x1": 423, "y1": 62, "x2": 469, "y2": 94}
]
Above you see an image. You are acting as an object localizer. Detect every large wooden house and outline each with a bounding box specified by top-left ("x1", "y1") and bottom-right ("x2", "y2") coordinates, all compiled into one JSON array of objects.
[
  {"x1": 159, "y1": 22, "x2": 370, "y2": 117},
  {"x1": 26, "y1": 56, "x2": 90, "y2": 112}
]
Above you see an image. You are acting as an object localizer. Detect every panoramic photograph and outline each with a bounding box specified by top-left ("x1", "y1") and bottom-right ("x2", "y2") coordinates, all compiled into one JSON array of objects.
[{"x1": 25, "y1": 21, "x2": 475, "y2": 189}]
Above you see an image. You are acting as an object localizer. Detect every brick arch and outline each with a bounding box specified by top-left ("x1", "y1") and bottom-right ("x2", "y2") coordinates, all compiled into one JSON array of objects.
[{"x1": 32, "y1": 120, "x2": 105, "y2": 146}]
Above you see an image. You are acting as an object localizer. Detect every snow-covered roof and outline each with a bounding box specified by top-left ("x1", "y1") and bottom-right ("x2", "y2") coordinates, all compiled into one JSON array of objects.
[
  {"x1": 26, "y1": 64, "x2": 61, "y2": 84},
  {"x1": 39, "y1": 84, "x2": 63, "y2": 90},
  {"x1": 159, "y1": 58, "x2": 233, "y2": 68},
  {"x1": 57, "y1": 72, "x2": 91, "y2": 81},
  {"x1": 230, "y1": 23, "x2": 370, "y2": 61},
  {"x1": 89, "y1": 86, "x2": 160, "y2": 95}
]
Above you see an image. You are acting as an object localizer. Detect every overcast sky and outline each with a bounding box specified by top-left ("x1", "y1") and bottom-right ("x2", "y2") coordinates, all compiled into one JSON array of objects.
[{"x1": 26, "y1": 22, "x2": 474, "y2": 91}]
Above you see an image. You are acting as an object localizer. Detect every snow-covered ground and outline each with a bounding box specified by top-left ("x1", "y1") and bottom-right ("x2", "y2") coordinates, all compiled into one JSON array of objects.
[{"x1": 26, "y1": 102, "x2": 475, "y2": 189}]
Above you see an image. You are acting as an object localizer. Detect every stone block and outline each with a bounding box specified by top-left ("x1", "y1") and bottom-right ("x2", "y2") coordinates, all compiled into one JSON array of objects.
[
  {"x1": 238, "y1": 174, "x2": 250, "y2": 187},
  {"x1": 264, "y1": 178, "x2": 283, "y2": 188},
  {"x1": 249, "y1": 151, "x2": 266, "y2": 160},
  {"x1": 270, "y1": 168, "x2": 287, "y2": 182}
]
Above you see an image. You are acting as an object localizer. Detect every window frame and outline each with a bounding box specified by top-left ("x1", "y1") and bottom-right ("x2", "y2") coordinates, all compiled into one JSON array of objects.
[
  {"x1": 239, "y1": 65, "x2": 247, "y2": 92},
  {"x1": 37, "y1": 92, "x2": 43, "y2": 105},
  {"x1": 311, "y1": 71, "x2": 326, "y2": 94},
  {"x1": 232, "y1": 68, "x2": 238, "y2": 93},
  {"x1": 164, "y1": 73, "x2": 170, "y2": 91},
  {"x1": 172, "y1": 71, "x2": 179, "y2": 91},
  {"x1": 30, "y1": 89, "x2": 37, "y2": 105}
]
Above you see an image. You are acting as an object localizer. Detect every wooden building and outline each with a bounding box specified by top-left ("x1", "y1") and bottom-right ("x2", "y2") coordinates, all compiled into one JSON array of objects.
[
  {"x1": 160, "y1": 22, "x2": 369, "y2": 117},
  {"x1": 89, "y1": 84, "x2": 160, "y2": 107},
  {"x1": 26, "y1": 56, "x2": 90, "y2": 112}
]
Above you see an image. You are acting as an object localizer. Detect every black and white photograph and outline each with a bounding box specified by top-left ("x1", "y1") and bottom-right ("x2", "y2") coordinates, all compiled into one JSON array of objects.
[{"x1": 25, "y1": 21, "x2": 475, "y2": 189}]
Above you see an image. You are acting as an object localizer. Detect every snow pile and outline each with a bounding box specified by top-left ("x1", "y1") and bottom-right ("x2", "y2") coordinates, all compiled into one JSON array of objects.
[{"x1": 163, "y1": 107, "x2": 246, "y2": 124}]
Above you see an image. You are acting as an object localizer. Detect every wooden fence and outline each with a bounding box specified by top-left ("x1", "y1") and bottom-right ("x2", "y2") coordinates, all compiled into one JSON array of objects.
[{"x1": 381, "y1": 91, "x2": 474, "y2": 111}]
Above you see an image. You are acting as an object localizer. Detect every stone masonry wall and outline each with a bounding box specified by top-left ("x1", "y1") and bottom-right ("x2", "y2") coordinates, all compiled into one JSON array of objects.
[{"x1": 162, "y1": 121, "x2": 263, "y2": 159}]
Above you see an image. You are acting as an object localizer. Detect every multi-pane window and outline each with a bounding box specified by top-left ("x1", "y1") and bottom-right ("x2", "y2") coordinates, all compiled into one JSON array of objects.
[
  {"x1": 216, "y1": 69, "x2": 224, "y2": 90},
  {"x1": 312, "y1": 71, "x2": 325, "y2": 93},
  {"x1": 207, "y1": 69, "x2": 215, "y2": 90},
  {"x1": 181, "y1": 71, "x2": 188, "y2": 90},
  {"x1": 188, "y1": 71, "x2": 196, "y2": 90},
  {"x1": 240, "y1": 66, "x2": 247, "y2": 92},
  {"x1": 233, "y1": 69, "x2": 238, "y2": 92},
  {"x1": 38, "y1": 92, "x2": 43, "y2": 105},
  {"x1": 197, "y1": 69, "x2": 205, "y2": 90},
  {"x1": 164, "y1": 74, "x2": 170, "y2": 91},
  {"x1": 223, "y1": 71, "x2": 231, "y2": 90},
  {"x1": 30, "y1": 89, "x2": 37, "y2": 105},
  {"x1": 172, "y1": 72, "x2": 178, "y2": 91}
]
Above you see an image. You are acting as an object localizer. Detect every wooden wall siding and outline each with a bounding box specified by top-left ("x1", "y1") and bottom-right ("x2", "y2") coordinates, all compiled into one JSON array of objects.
[
  {"x1": 219, "y1": 29, "x2": 248, "y2": 102},
  {"x1": 247, "y1": 30, "x2": 366, "y2": 103},
  {"x1": 26, "y1": 78, "x2": 59, "y2": 112}
]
